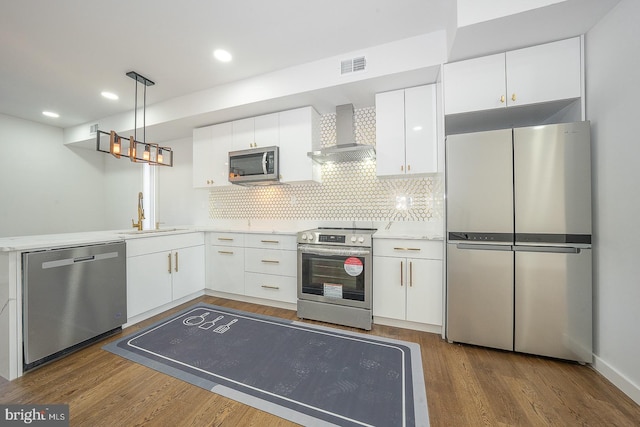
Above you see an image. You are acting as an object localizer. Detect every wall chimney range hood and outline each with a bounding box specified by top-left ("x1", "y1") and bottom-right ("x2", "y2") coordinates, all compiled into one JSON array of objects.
[{"x1": 308, "y1": 104, "x2": 375, "y2": 164}]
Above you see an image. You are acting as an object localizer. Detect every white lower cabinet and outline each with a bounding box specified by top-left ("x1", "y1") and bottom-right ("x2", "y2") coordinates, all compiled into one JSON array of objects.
[
  {"x1": 243, "y1": 234, "x2": 297, "y2": 304},
  {"x1": 126, "y1": 233, "x2": 205, "y2": 319},
  {"x1": 373, "y1": 239, "x2": 443, "y2": 326},
  {"x1": 245, "y1": 272, "x2": 297, "y2": 303},
  {"x1": 207, "y1": 232, "x2": 245, "y2": 295},
  {"x1": 127, "y1": 251, "x2": 173, "y2": 317},
  {"x1": 206, "y1": 232, "x2": 297, "y2": 304}
]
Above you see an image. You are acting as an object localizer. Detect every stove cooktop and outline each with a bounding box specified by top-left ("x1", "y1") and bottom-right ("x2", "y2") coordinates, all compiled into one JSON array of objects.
[{"x1": 297, "y1": 227, "x2": 377, "y2": 246}]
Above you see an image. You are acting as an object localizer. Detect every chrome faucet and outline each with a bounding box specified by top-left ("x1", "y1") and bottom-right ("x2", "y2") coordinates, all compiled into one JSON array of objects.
[{"x1": 132, "y1": 192, "x2": 145, "y2": 230}]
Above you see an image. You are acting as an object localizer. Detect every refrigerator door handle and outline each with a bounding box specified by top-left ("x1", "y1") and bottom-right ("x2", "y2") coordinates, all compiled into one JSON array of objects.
[
  {"x1": 513, "y1": 246, "x2": 581, "y2": 254},
  {"x1": 455, "y1": 243, "x2": 513, "y2": 251}
]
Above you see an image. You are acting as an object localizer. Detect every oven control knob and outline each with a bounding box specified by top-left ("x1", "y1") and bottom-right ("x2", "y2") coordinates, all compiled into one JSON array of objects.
[
  {"x1": 301, "y1": 233, "x2": 308, "y2": 240},
  {"x1": 358, "y1": 236, "x2": 365, "y2": 243},
  {"x1": 351, "y1": 236, "x2": 357, "y2": 243}
]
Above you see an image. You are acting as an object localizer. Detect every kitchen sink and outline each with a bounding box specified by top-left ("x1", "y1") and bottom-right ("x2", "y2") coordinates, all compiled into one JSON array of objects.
[{"x1": 120, "y1": 228, "x2": 187, "y2": 235}]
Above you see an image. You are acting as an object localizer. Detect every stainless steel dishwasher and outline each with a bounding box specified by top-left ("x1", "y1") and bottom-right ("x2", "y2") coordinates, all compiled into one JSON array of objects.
[{"x1": 22, "y1": 241, "x2": 127, "y2": 370}]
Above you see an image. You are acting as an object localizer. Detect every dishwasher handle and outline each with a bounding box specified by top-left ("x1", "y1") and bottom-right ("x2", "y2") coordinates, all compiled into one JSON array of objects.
[{"x1": 42, "y1": 251, "x2": 120, "y2": 269}]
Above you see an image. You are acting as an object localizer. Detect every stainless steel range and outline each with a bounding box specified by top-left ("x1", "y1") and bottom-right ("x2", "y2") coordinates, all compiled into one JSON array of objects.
[{"x1": 297, "y1": 227, "x2": 376, "y2": 330}]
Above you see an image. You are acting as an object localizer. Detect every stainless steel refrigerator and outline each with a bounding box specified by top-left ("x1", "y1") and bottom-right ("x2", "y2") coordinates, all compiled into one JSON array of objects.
[{"x1": 445, "y1": 122, "x2": 592, "y2": 363}]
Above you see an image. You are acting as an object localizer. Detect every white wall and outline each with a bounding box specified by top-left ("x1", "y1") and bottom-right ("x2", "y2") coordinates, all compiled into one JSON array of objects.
[
  {"x1": 101, "y1": 148, "x2": 144, "y2": 231},
  {"x1": 156, "y1": 136, "x2": 209, "y2": 227},
  {"x1": 0, "y1": 113, "x2": 203, "y2": 235},
  {"x1": 0, "y1": 114, "x2": 108, "y2": 237},
  {"x1": 457, "y1": 0, "x2": 563, "y2": 27},
  {"x1": 586, "y1": 0, "x2": 640, "y2": 404}
]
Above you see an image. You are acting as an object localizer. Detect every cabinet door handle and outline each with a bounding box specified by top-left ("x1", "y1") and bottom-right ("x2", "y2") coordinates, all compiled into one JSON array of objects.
[
  {"x1": 393, "y1": 247, "x2": 421, "y2": 252},
  {"x1": 400, "y1": 261, "x2": 403, "y2": 286},
  {"x1": 407, "y1": 164, "x2": 411, "y2": 172},
  {"x1": 261, "y1": 285, "x2": 280, "y2": 290},
  {"x1": 400, "y1": 165, "x2": 404, "y2": 172},
  {"x1": 261, "y1": 239, "x2": 280, "y2": 244},
  {"x1": 217, "y1": 237, "x2": 234, "y2": 241},
  {"x1": 409, "y1": 261, "x2": 413, "y2": 287},
  {"x1": 167, "y1": 253, "x2": 172, "y2": 273},
  {"x1": 261, "y1": 259, "x2": 280, "y2": 264},
  {"x1": 175, "y1": 252, "x2": 179, "y2": 272},
  {"x1": 500, "y1": 95, "x2": 505, "y2": 103},
  {"x1": 512, "y1": 93, "x2": 517, "y2": 102},
  {"x1": 218, "y1": 250, "x2": 234, "y2": 255}
]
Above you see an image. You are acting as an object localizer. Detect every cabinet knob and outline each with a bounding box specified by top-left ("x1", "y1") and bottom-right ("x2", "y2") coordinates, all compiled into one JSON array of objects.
[
  {"x1": 500, "y1": 95, "x2": 506, "y2": 103},
  {"x1": 400, "y1": 165, "x2": 404, "y2": 172},
  {"x1": 512, "y1": 93, "x2": 517, "y2": 102},
  {"x1": 407, "y1": 164, "x2": 411, "y2": 172}
]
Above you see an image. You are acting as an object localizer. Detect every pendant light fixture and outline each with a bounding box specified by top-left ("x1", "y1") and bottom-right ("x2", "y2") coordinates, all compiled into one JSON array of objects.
[{"x1": 96, "y1": 71, "x2": 173, "y2": 166}]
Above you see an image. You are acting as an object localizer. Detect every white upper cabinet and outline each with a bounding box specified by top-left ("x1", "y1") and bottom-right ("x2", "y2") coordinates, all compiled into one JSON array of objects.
[
  {"x1": 193, "y1": 107, "x2": 320, "y2": 188},
  {"x1": 405, "y1": 85, "x2": 438, "y2": 174},
  {"x1": 444, "y1": 53, "x2": 506, "y2": 114},
  {"x1": 506, "y1": 37, "x2": 581, "y2": 107},
  {"x1": 376, "y1": 84, "x2": 438, "y2": 177},
  {"x1": 232, "y1": 113, "x2": 279, "y2": 150},
  {"x1": 279, "y1": 106, "x2": 321, "y2": 184},
  {"x1": 444, "y1": 37, "x2": 581, "y2": 115},
  {"x1": 192, "y1": 122, "x2": 232, "y2": 188}
]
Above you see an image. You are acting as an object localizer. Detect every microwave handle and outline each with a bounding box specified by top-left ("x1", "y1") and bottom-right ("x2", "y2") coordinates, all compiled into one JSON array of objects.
[{"x1": 262, "y1": 152, "x2": 268, "y2": 175}]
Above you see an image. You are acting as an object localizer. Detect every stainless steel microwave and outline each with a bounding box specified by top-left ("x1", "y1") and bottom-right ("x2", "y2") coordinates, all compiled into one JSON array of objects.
[{"x1": 228, "y1": 145, "x2": 279, "y2": 185}]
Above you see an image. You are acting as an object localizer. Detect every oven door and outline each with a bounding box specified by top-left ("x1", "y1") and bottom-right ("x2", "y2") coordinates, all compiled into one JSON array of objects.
[{"x1": 297, "y1": 244, "x2": 372, "y2": 309}]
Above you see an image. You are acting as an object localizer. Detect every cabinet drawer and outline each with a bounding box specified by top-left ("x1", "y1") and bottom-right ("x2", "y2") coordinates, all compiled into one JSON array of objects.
[
  {"x1": 245, "y1": 248, "x2": 296, "y2": 276},
  {"x1": 373, "y1": 239, "x2": 443, "y2": 260},
  {"x1": 244, "y1": 233, "x2": 296, "y2": 250},
  {"x1": 245, "y1": 272, "x2": 296, "y2": 303},
  {"x1": 207, "y1": 232, "x2": 244, "y2": 247},
  {"x1": 126, "y1": 232, "x2": 204, "y2": 257}
]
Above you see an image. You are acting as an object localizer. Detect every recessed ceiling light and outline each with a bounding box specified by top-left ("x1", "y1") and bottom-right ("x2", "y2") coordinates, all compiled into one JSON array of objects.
[
  {"x1": 213, "y1": 49, "x2": 232, "y2": 62},
  {"x1": 101, "y1": 91, "x2": 119, "y2": 100},
  {"x1": 42, "y1": 111, "x2": 59, "y2": 118}
]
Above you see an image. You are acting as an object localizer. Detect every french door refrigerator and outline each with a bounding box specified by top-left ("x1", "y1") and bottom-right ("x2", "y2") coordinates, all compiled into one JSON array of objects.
[{"x1": 445, "y1": 121, "x2": 592, "y2": 363}]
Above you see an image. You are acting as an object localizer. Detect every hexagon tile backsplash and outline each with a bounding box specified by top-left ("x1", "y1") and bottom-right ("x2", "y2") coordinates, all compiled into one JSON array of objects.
[{"x1": 208, "y1": 106, "x2": 443, "y2": 222}]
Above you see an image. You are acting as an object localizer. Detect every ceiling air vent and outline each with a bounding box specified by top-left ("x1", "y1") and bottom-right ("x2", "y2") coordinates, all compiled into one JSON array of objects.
[{"x1": 341, "y1": 56, "x2": 367, "y2": 75}]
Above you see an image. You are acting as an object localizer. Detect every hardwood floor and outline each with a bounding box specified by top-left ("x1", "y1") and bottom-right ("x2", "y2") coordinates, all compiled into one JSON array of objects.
[{"x1": 1, "y1": 296, "x2": 638, "y2": 426}]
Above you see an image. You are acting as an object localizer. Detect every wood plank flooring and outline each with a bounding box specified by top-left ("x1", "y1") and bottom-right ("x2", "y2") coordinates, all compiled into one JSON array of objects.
[{"x1": 1, "y1": 296, "x2": 638, "y2": 426}]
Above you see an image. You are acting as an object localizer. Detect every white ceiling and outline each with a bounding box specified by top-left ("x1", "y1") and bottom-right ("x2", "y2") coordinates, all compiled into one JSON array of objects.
[
  {"x1": 0, "y1": 0, "x2": 620, "y2": 134},
  {"x1": 0, "y1": 0, "x2": 452, "y2": 129}
]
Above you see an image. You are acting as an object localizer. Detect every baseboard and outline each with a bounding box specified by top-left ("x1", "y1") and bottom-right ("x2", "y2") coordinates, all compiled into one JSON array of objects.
[
  {"x1": 593, "y1": 355, "x2": 640, "y2": 405},
  {"x1": 124, "y1": 290, "x2": 206, "y2": 328},
  {"x1": 204, "y1": 290, "x2": 297, "y2": 312},
  {"x1": 373, "y1": 316, "x2": 442, "y2": 334}
]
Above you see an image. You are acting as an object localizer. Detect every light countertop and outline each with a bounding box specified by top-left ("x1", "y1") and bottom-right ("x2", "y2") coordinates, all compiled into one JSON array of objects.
[{"x1": 0, "y1": 223, "x2": 442, "y2": 252}]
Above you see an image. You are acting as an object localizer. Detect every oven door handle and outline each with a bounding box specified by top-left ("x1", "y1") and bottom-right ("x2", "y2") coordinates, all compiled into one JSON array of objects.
[{"x1": 297, "y1": 244, "x2": 371, "y2": 257}]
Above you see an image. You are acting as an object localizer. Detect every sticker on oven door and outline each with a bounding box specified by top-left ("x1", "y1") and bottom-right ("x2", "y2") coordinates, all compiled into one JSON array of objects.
[
  {"x1": 344, "y1": 257, "x2": 363, "y2": 276},
  {"x1": 324, "y1": 283, "x2": 343, "y2": 299}
]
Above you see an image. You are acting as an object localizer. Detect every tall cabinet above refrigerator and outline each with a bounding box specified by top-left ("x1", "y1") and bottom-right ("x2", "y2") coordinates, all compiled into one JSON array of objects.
[{"x1": 445, "y1": 121, "x2": 592, "y2": 363}]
